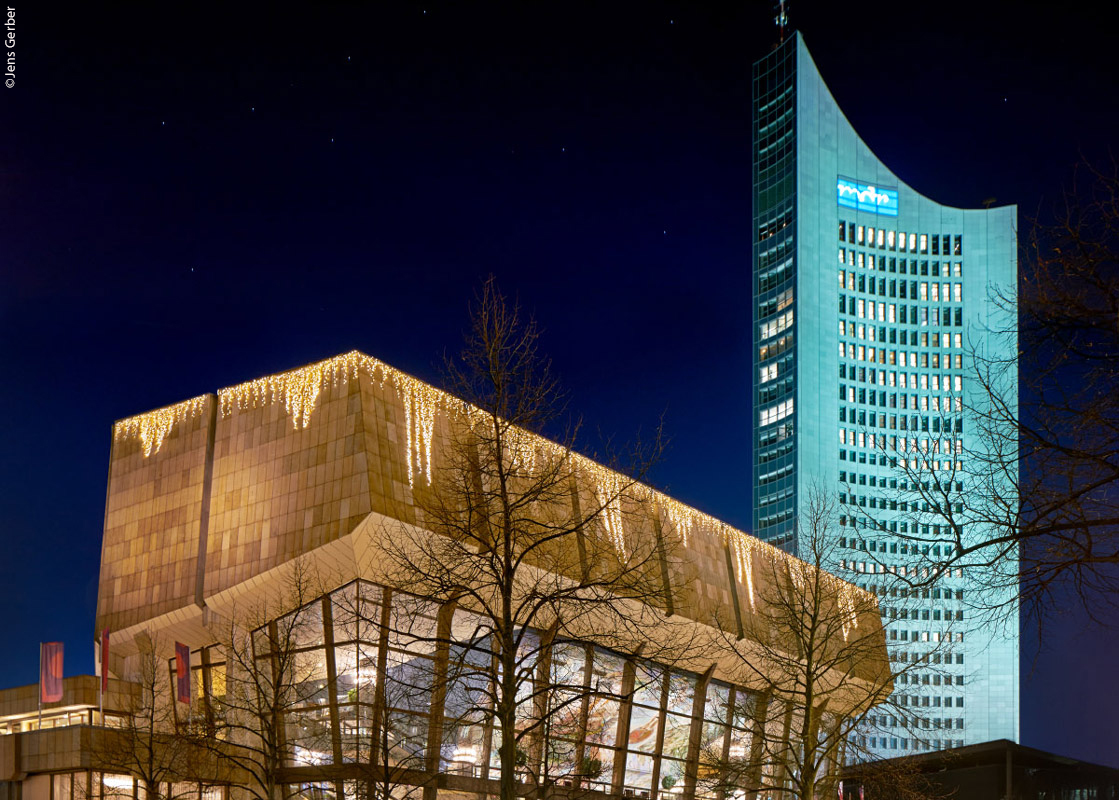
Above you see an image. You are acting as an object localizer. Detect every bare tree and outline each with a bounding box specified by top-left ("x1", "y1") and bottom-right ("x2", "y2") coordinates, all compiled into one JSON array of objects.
[
  {"x1": 328, "y1": 580, "x2": 433, "y2": 800},
  {"x1": 372, "y1": 277, "x2": 686, "y2": 800},
  {"x1": 890, "y1": 162, "x2": 1119, "y2": 625},
  {"x1": 91, "y1": 633, "x2": 220, "y2": 800},
  {"x1": 702, "y1": 489, "x2": 951, "y2": 800},
  {"x1": 365, "y1": 657, "x2": 432, "y2": 800},
  {"x1": 202, "y1": 557, "x2": 330, "y2": 800}
]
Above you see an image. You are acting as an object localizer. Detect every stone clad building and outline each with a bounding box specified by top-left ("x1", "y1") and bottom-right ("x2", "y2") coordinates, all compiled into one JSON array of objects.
[{"x1": 3, "y1": 351, "x2": 888, "y2": 800}]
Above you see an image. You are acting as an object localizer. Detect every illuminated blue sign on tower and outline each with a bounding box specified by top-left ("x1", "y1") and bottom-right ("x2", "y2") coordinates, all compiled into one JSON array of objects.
[{"x1": 836, "y1": 177, "x2": 899, "y2": 216}]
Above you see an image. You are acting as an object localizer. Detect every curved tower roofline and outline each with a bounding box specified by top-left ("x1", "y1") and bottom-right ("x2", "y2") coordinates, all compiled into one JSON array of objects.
[{"x1": 792, "y1": 31, "x2": 1016, "y2": 215}]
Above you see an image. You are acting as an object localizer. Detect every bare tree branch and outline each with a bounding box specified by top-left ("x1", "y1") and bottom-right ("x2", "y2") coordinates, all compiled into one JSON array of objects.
[
  {"x1": 886, "y1": 160, "x2": 1119, "y2": 628},
  {"x1": 372, "y1": 277, "x2": 693, "y2": 800}
]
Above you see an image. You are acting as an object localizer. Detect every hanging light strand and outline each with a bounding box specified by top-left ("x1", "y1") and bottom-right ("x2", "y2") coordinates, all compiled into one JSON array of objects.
[
  {"x1": 119, "y1": 350, "x2": 870, "y2": 623},
  {"x1": 402, "y1": 386, "x2": 415, "y2": 488},
  {"x1": 114, "y1": 395, "x2": 208, "y2": 457}
]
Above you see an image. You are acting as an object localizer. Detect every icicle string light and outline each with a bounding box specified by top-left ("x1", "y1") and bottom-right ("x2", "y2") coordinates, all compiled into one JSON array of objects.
[
  {"x1": 412, "y1": 378, "x2": 438, "y2": 487},
  {"x1": 119, "y1": 351, "x2": 868, "y2": 629},
  {"x1": 505, "y1": 426, "x2": 541, "y2": 473},
  {"x1": 114, "y1": 395, "x2": 208, "y2": 457},
  {"x1": 837, "y1": 584, "x2": 859, "y2": 641},
  {"x1": 591, "y1": 470, "x2": 628, "y2": 554},
  {"x1": 218, "y1": 351, "x2": 368, "y2": 428},
  {"x1": 402, "y1": 383, "x2": 415, "y2": 487},
  {"x1": 393, "y1": 373, "x2": 441, "y2": 488},
  {"x1": 729, "y1": 533, "x2": 756, "y2": 611}
]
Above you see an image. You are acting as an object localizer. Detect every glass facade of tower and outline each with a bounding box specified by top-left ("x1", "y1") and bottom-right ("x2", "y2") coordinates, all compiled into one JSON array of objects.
[
  {"x1": 752, "y1": 39, "x2": 799, "y2": 551},
  {"x1": 751, "y1": 34, "x2": 1019, "y2": 754}
]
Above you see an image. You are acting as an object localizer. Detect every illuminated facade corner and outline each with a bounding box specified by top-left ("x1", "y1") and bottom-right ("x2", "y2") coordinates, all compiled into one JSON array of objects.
[{"x1": 750, "y1": 33, "x2": 1019, "y2": 754}]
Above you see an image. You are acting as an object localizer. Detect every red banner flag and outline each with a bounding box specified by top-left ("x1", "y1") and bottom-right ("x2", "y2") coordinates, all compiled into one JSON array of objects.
[
  {"x1": 175, "y1": 642, "x2": 191, "y2": 704},
  {"x1": 40, "y1": 642, "x2": 64, "y2": 703},
  {"x1": 100, "y1": 629, "x2": 110, "y2": 693}
]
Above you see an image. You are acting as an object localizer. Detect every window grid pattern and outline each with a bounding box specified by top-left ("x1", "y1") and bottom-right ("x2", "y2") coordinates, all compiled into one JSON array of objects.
[
  {"x1": 181, "y1": 581, "x2": 813, "y2": 800},
  {"x1": 831, "y1": 220, "x2": 971, "y2": 751}
]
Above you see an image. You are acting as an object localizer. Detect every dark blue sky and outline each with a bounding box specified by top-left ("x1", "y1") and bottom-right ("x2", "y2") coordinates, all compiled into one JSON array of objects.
[{"x1": 2, "y1": 0, "x2": 1116, "y2": 767}]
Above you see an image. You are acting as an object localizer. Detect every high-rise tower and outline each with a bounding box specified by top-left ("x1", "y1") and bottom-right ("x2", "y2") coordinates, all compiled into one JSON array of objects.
[{"x1": 751, "y1": 33, "x2": 1019, "y2": 753}]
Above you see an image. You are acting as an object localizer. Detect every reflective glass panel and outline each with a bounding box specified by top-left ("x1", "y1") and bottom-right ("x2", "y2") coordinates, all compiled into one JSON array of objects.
[
  {"x1": 333, "y1": 643, "x2": 378, "y2": 704},
  {"x1": 332, "y1": 582, "x2": 382, "y2": 644},
  {"x1": 586, "y1": 696, "x2": 619, "y2": 746},
  {"x1": 662, "y1": 712, "x2": 692, "y2": 760},
  {"x1": 292, "y1": 649, "x2": 330, "y2": 706},
  {"x1": 624, "y1": 752, "x2": 655, "y2": 791},
  {"x1": 627, "y1": 703, "x2": 660, "y2": 754},
  {"x1": 384, "y1": 650, "x2": 434, "y2": 713},
  {"x1": 632, "y1": 664, "x2": 663, "y2": 708},
  {"x1": 285, "y1": 707, "x2": 334, "y2": 766}
]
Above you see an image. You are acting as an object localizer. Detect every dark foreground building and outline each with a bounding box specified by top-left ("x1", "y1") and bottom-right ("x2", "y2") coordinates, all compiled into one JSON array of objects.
[{"x1": 843, "y1": 739, "x2": 1119, "y2": 800}]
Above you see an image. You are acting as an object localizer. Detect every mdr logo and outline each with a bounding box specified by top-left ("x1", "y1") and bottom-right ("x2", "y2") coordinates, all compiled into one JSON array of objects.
[{"x1": 837, "y1": 177, "x2": 899, "y2": 217}]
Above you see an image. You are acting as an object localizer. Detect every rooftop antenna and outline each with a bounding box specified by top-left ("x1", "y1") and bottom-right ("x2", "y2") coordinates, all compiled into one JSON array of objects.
[{"x1": 775, "y1": 0, "x2": 789, "y2": 44}]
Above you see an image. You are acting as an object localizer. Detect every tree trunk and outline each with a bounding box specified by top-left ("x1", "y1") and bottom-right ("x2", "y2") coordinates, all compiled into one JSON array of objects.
[{"x1": 499, "y1": 622, "x2": 519, "y2": 800}]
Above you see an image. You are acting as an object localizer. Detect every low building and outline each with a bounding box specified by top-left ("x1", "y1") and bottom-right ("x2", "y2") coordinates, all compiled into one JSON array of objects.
[
  {"x1": 5, "y1": 352, "x2": 890, "y2": 800},
  {"x1": 0, "y1": 676, "x2": 236, "y2": 800},
  {"x1": 842, "y1": 739, "x2": 1119, "y2": 800}
]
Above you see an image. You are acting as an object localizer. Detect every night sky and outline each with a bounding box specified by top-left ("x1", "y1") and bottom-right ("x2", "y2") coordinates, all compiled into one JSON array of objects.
[{"x1": 2, "y1": 0, "x2": 1117, "y2": 767}]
